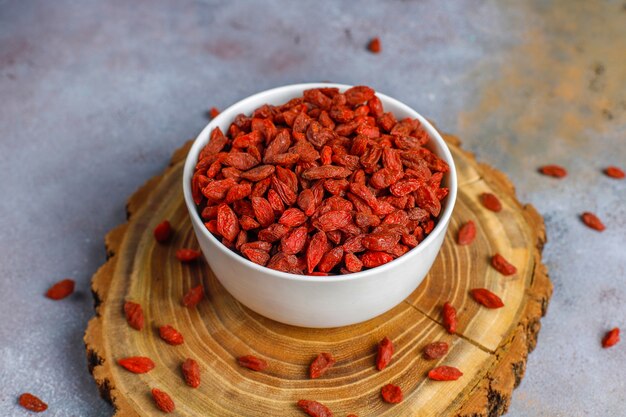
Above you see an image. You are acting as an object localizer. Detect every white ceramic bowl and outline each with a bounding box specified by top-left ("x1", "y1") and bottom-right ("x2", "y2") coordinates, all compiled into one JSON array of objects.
[{"x1": 183, "y1": 83, "x2": 457, "y2": 328}]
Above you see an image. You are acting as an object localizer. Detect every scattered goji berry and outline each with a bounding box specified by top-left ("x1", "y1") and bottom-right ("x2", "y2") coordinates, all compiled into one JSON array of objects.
[
  {"x1": 376, "y1": 336, "x2": 394, "y2": 371},
  {"x1": 602, "y1": 327, "x2": 620, "y2": 348},
  {"x1": 538, "y1": 165, "x2": 567, "y2": 178},
  {"x1": 581, "y1": 212, "x2": 605, "y2": 231},
  {"x1": 117, "y1": 356, "x2": 155, "y2": 373},
  {"x1": 238, "y1": 355, "x2": 268, "y2": 371},
  {"x1": 159, "y1": 325, "x2": 184, "y2": 345},
  {"x1": 423, "y1": 341, "x2": 449, "y2": 360},
  {"x1": 381, "y1": 384, "x2": 403, "y2": 403},
  {"x1": 182, "y1": 285, "x2": 204, "y2": 307},
  {"x1": 45, "y1": 278, "x2": 75, "y2": 300},
  {"x1": 124, "y1": 301, "x2": 144, "y2": 331},
  {"x1": 309, "y1": 352, "x2": 336, "y2": 379},
  {"x1": 428, "y1": 365, "x2": 463, "y2": 381},
  {"x1": 209, "y1": 107, "x2": 220, "y2": 119},
  {"x1": 491, "y1": 253, "x2": 517, "y2": 276},
  {"x1": 457, "y1": 220, "x2": 476, "y2": 245},
  {"x1": 153, "y1": 220, "x2": 172, "y2": 243},
  {"x1": 18, "y1": 393, "x2": 48, "y2": 412},
  {"x1": 297, "y1": 399, "x2": 333, "y2": 417},
  {"x1": 604, "y1": 166, "x2": 625, "y2": 179},
  {"x1": 442, "y1": 302, "x2": 457, "y2": 334},
  {"x1": 480, "y1": 192, "x2": 502, "y2": 212},
  {"x1": 176, "y1": 248, "x2": 202, "y2": 262},
  {"x1": 181, "y1": 358, "x2": 201, "y2": 388},
  {"x1": 367, "y1": 37, "x2": 381, "y2": 53},
  {"x1": 470, "y1": 288, "x2": 504, "y2": 309},
  {"x1": 151, "y1": 388, "x2": 175, "y2": 413}
]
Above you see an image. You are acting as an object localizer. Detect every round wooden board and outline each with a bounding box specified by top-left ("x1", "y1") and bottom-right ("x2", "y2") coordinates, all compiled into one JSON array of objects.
[{"x1": 85, "y1": 134, "x2": 552, "y2": 417}]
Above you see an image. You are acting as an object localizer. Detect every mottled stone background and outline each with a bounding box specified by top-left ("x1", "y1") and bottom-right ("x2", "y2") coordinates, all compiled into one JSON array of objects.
[{"x1": 0, "y1": 1, "x2": 624, "y2": 416}]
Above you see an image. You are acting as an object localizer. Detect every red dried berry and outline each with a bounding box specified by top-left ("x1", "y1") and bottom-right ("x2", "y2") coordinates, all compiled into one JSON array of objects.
[
  {"x1": 423, "y1": 341, "x2": 449, "y2": 360},
  {"x1": 457, "y1": 220, "x2": 476, "y2": 245},
  {"x1": 153, "y1": 220, "x2": 172, "y2": 243},
  {"x1": 309, "y1": 352, "x2": 336, "y2": 379},
  {"x1": 297, "y1": 400, "x2": 333, "y2": 417},
  {"x1": 182, "y1": 285, "x2": 204, "y2": 308},
  {"x1": 376, "y1": 336, "x2": 394, "y2": 371},
  {"x1": 604, "y1": 166, "x2": 625, "y2": 179},
  {"x1": 480, "y1": 192, "x2": 502, "y2": 212},
  {"x1": 367, "y1": 37, "x2": 381, "y2": 53},
  {"x1": 176, "y1": 248, "x2": 202, "y2": 262},
  {"x1": 361, "y1": 251, "x2": 394, "y2": 268},
  {"x1": 151, "y1": 388, "x2": 175, "y2": 413},
  {"x1": 124, "y1": 301, "x2": 144, "y2": 331},
  {"x1": 182, "y1": 358, "x2": 201, "y2": 388},
  {"x1": 45, "y1": 278, "x2": 75, "y2": 300},
  {"x1": 442, "y1": 302, "x2": 457, "y2": 334},
  {"x1": 602, "y1": 328, "x2": 620, "y2": 348},
  {"x1": 538, "y1": 165, "x2": 567, "y2": 178},
  {"x1": 491, "y1": 253, "x2": 517, "y2": 276},
  {"x1": 238, "y1": 355, "x2": 268, "y2": 371},
  {"x1": 159, "y1": 325, "x2": 184, "y2": 345},
  {"x1": 470, "y1": 288, "x2": 504, "y2": 309},
  {"x1": 209, "y1": 107, "x2": 220, "y2": 119},
  {"x1": 428, "y1": 365, "x2": 463, "y2": 381},
  {"x1": 381, "y1": 384, "x2": 403, "y2": 403},
  {"x1": 18, "y1": 393, "x2": 48, "y2": 413},
  {"x1": 217, "y1": 203, "x2": 240, "y2": 241},
  {"x1": 117, "y1": 356, "x2": 155, "y2": 373},
  {"x1": 581, "y1": 212, "x2": 605, "y2": 231}
]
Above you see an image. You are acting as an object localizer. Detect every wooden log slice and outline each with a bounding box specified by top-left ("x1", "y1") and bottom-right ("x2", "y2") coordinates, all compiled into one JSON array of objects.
[{"x1": 85, "y1": 134, "x2": 552, "y2": 417}]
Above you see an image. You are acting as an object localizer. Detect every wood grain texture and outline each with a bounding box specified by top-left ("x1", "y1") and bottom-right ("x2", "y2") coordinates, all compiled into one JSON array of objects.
[{"x1": 84, "y1": 135, "x2": 552, "y2": 417}]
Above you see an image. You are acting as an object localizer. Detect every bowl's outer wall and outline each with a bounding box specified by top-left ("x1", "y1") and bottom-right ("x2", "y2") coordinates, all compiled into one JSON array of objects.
[{"x1": 183, "y1": 83, "x2": 457, "y2": 328}]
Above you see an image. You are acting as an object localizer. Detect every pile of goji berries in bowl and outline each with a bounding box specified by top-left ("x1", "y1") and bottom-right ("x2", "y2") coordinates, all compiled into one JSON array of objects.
[{"x1": 183, "y1": 83, "x2": 457, "y2": 328}]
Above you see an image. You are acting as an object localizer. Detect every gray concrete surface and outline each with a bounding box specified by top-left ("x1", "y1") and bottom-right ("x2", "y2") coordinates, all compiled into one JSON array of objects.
[{"x1": 1, "y1": 1, "x2": 624, "y2": 415}]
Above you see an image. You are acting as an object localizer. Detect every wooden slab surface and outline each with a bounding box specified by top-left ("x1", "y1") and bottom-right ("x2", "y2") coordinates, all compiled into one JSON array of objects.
[{"x1": 85, "y1": 134, "x2": 552, "y2": 417}]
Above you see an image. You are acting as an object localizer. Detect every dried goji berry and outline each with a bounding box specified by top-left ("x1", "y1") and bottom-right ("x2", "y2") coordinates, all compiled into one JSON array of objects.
[
  {"x1": 538, "y1": 165, "x2": 567, "y2": 178},
  {"x1": 442, "y1": 302, "x2": 457, "y2": 334},
  {"x1": 361, "y1": 251, "x2": 393, "y2": 268},
  {"x1": 238, "y1": 355, "x2": 268, "y2": 371},
  {"x1": 281, "y1": 226, "x2": 308, "y2": 255},
  {"x1": 118, "y1": 356, "x2": 155, "y2": 373},
  {"x1": 181, "y1": 358, "x2": 201, "y2": 388},
  {"x1": 457, "y1": 220, "x2": 476, "y2": 245},
  {"x1": 491, "y1": 253, "x2": 517, "y2": 276},
  {"x1": 209, "y1": 107, "x2": 220, "y2": 118},
  {"x1": 151, "y1": 388, "x2": 175, "y2": 413},
  {"x1": 428, "y1": 365, "x2": 463, "y2": 381},
  {"x1": 309, "y1": 352, "x2": 336, "y2": 379},
  {"x1": 159, "y1": 325, "x2": 184, "y2": 345},
  {"x1": 602, "y1": 327, "x2": 620, "y2": 348},
  {"x1": 217, "y1": 203, "x2": 240, "y2": 241},
  {"x1": 376, "y1": 336, "x2": 394, "y2": 371},
  {"x1": 581, "y1": 212, "x2": 605, "y2": 231},
  {"x1": 297, "y1": 400, "x2": 333, "y2": 417},
  {"x1": 153, "y1": 220, "x2": 172, "y2": 243},
  {"x1": 367, "y1": 37, "x2": 381, "y2": 53},
  {"x1": 18, "y1": 393, "x2": 48, "y2": 412},
  {"x1": 381, "y1": 384, "x2": 403, "y2": 403},
  {"x1": 344, "y1": 252, "x2": 363, "y2": 272},
  {"x1": 423, "y1": 341, "x2": 449, "y2": 360},
  {"x1": 480, "y1": 192, "x2": 502, "y2": 212},
  {"x1": 604, "y1": 166, "x2": 625, "y2": 179},
  {"x1": 470, "y1": 288, "x2": 504, "y2": 309},
  {"x1": 182, "y1": 284, "x2": 204, "y2": 307},
  {"x1": 176, "y1": 248, "x2": 202, "y2": 262},
  {"x1": 124, "y1": 301, "x2": 144, "y2": 331},
  {"x1": 45, "y1": 278, "x2": 75, "y2": 300}
]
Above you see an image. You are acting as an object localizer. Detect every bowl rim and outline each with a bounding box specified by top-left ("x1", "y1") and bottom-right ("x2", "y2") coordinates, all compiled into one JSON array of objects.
[{"x1": 183, "y1": 83, "x2": 457, "y2": 282}]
